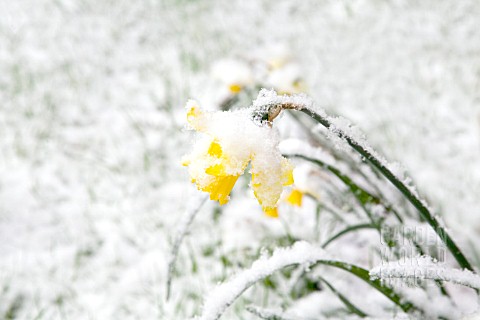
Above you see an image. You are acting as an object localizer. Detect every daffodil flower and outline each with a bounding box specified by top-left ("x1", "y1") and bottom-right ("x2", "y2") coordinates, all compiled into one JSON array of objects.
[
  {"x1": 212, "y1": 59, "x2": 253, "y2": 95},
  {"x1": 182, "y1": 100, "x2": 294, "y2": 217}
]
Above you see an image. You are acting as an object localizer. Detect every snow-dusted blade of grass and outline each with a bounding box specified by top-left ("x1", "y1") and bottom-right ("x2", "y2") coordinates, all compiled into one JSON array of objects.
[
  {"x1": 195, "y1": 242, "x2": 327, "y2": 320},
  {"x1": 196, "y1": 241, "x2": 416, "y2": 320},
  {"x1": 370, "y1": 256, "x2": 480, "y2": 290},
  {"x1": 321, "y1": 223, "x2": 377, "y2": 249},
  {"x1": 167, "y1": 194, "x2": 208, "y2": 300},
  {"x1": 254, "y1": 89, "x2": 474, "y2": 272}
]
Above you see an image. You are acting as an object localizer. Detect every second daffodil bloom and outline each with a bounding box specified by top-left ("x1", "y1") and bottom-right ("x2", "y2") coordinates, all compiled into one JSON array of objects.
[
  {"x1": 182, "y1": 100, "x2": 294, "y2": 218},
  {"x1": 212, "y1": 59, "x2": 253, "y2": 95}
]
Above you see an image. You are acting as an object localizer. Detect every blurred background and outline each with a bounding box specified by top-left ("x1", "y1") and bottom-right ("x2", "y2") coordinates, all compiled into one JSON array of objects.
[{"x1": 1, "y1": 0, "x2": 479, "y2": 319}]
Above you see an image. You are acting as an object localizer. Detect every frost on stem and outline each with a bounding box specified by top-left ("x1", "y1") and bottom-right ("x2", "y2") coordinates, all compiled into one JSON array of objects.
[
  {"x1": 166, "y1": 194, "x2": 208, "y2": 300},
  {"x1": 195, "y1": 241, "x2": 330, "y2": 320},
  {"x1": 250, "y1": 89, "x2": 407, "y2": 192},
  {"x1": 251, "y1": 88, "x2": 313, "y2": 125},
  {"x1": 370, "y1": 256, "x2": 480, "y2": 290}
]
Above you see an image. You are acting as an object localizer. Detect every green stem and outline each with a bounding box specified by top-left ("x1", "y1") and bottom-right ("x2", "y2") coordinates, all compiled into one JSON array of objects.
[
  {"x1": 301, "y1": 108, "x2": 474, "y2": 272},
  {"x1": 322, "y1": 223, "x2": 377, "y2": 248}
]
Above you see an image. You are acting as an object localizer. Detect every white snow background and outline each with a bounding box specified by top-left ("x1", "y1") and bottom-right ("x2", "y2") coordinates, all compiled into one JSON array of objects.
[{"x1": 0, "y1": 0, "x2": 479, "y2": 319}]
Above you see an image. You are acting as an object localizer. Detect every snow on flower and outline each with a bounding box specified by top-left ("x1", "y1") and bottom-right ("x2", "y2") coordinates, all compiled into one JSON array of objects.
[{"x1": 182, "y1": 100, "x2": 294, "y2": 217}]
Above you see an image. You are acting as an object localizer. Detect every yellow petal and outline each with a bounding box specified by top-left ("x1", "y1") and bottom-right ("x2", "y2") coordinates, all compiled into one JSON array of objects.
[
  {"x1": 200, "y1": 175, "x2": 239, "y2": 205},
  {"x1": 286, "y1": 189, "x2": 303, "y2": 207},
  {"x1": 251, "y1": 172, "x2": 281, "y2": 210},
  {"x1": 208, "y1": 140, "x2": 223, "y2": 157},
  {"x1": 229, "y1": 84, "x2": 242, "y2": 94},
  {"x1": 263, "y1": 207, "x2": 278, "y2": 218}
]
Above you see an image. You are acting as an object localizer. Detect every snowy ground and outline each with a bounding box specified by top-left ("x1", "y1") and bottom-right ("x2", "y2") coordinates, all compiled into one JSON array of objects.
[{"x1": 1, "y1": 0, "x2": 479, "y2": 319}]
